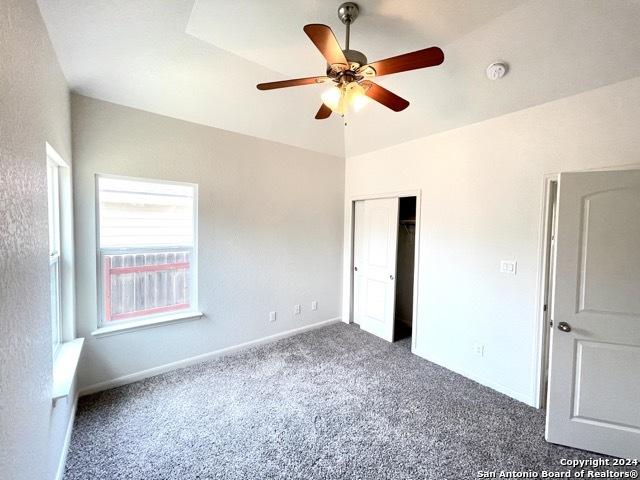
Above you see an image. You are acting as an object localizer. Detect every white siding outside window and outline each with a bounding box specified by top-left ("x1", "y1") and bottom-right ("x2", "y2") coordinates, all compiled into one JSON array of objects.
[{"x1": 96, "y1": 175, "x2": 198, "y2": 327}]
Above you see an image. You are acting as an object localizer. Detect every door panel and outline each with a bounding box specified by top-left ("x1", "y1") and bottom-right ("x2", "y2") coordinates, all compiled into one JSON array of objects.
[
  {"x1": 546, "y1": 169, "x2": 640, "y2": 458},
  {"x1": 368, "y1": 209, "x2": 393, "y2": 267},
  {"x1": 573, "y1": 341, "x2": 640, "y2": 429},
  {"x1": 579, "y1": 189, "x2": 640, "y2": 315},
  {"x1": 353, "y1": 198, "x2": 399, "y2": 342},
  {"x1": 365, "y1": 278, "x2": 387, "y2": 321}
]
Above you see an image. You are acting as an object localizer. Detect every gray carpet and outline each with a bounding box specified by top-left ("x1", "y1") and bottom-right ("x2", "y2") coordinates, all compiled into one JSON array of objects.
[{"x1": 65, "y1": 323, "x2": 636, "y2": 479}]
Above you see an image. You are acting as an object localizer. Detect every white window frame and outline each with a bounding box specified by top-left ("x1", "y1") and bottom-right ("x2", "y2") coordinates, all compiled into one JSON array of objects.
[
  {"x1": 46, "y1": 143, "x2": 84, "y2": 402},
  {"x1": 47, "y1": 157, "x2": 62, "y2": 357},
  {"x1": 95, "y1": 174, "x2": 200, "y2": 332}
]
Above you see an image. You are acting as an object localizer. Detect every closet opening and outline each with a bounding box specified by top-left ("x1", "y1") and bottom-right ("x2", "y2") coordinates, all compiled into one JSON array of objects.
[
  {"x1": 394, "y1": 196, "x2": 416, "y2": 341},
  {"x1": 351, "y1": 194, "x2": 419, "y2": 346}
]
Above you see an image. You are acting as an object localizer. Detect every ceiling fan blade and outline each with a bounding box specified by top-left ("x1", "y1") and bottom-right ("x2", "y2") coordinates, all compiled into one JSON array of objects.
[
  {"x1": 315, "y1": 103, "x2": 332, "y2": 120},
  {"x1": 367, "y1": 47, "x2": 444, "y2": 77},
  {"x1": 362, "y1": 81, "x2": 409, "y2": 112},
  {"x1": 303, "y1": 24, "x2": 348, "y2": 67},
  {"x1": 257, "y1": 76, "x2": 329, "y2": 90}
]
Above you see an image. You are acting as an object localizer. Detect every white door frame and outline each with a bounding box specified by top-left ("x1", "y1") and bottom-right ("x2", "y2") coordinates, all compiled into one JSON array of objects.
[
  {"x1": 342, "y1": 190, "x2": 422, "y2": 352},
  {"x1": 532, "y1": 173, "x2": 559, "y2": 408}
]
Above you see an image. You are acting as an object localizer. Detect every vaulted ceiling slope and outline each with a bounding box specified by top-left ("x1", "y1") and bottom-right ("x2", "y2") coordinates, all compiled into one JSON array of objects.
[
  {"x1": 36, "y1": 0, "x2": 345, "y2": 156},
  {"x1": 38, "y1": 0, "x2": 640, "y2": 158}
]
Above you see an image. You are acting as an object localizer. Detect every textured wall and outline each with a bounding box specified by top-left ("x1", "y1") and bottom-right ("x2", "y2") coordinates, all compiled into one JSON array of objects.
[
  {"x1": 71, "y1": 95, "x2": 345, "y2": 390},
  {"x1": 0, "y1": 1, "x2": 74, "y2": 479},
  {"x1": 343, "y1": 76, "x2": 640, "y2": 406}
]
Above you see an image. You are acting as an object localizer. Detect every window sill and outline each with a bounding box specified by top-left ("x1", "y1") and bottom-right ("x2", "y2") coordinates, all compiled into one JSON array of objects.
[
  {"x1": 91, "y1": 311, "x2": 204, "y2": 338},
  {"x1": 52, "y1": 338, "x2": 84, "y2": 401}
]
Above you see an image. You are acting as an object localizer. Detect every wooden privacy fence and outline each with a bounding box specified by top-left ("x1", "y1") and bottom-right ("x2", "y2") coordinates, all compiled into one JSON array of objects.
[{"x1": 103, "y1": 251, "x2": 190, "y2": 322}]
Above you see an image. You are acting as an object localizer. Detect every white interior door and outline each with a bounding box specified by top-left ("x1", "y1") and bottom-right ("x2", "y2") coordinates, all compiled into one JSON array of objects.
[
  {"x1": 353, "y1": 198, "x2": 399, "y2": 342},
  {"x1": 546, "y1": 169, "x2": 640, "y2": 458}
]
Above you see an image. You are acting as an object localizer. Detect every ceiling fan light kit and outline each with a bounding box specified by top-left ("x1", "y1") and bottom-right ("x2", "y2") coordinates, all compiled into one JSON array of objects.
[{"x1": 256, "y1": 2, "x2": 445, "y2": 121}]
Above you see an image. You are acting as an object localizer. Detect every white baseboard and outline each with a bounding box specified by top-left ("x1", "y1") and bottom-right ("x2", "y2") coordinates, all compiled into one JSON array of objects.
[
  {"x1": 413, "y1": 348, "x2": 534, "y2": 407},
  {"x1": 79, "y1": 318, "x2": 341, "y2": 397},
  {"x1": 54, "y1": 396, "x2": 78, "y2": 480}
]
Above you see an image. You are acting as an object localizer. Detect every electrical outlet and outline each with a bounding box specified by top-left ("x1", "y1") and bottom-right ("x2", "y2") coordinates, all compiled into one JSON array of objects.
[
  {"x1": 500, "y1": 260, "x2": 517, "y2": 275},
  {"x1": 311, "y1": 301, "x2": 318, "y2": 311},
  {"x1": 473, "y1": 343, "x2": 485, "y2": 357},
  {"x1": 269, "y1": 311, "x2": 276, "y2": 323},
  {"x1": 294, "y1": 304, "x2": 301, "y2": 315}
]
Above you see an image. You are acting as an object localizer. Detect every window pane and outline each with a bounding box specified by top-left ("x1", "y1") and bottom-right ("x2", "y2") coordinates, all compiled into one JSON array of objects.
[
  {"x1": 97, "y1": 175, "x2": 197, "y2": 326},
  {"x1": 47, "y1": 158, "x2": 62, "y2": 355},
  {"x1": 102, "y1": 250, "x2": 191, "y2": 322},
  {"x1": 98, "y1": 177, "x2": 194, "y2": 248},
  {"x1": 50, "y1": 258, "x2": 61, "y2": 351},
  {"x1": 47, "y1": 162, "x2": 60, "y2": 256}
]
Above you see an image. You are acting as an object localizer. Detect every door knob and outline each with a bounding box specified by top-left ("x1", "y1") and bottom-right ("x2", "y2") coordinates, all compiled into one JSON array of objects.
[
  {"x1": 390, "y1": 275, "x2": 394, "y2": 280},
  {"x1": 557, "y1": 322, "x2": 571, "y2": 333},
  {"x1": 354, "y1": 266, "x2": 358, "y2": 271}
]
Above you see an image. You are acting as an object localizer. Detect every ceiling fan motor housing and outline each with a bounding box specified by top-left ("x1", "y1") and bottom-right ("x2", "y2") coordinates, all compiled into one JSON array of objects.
[
  {"x1": 326, "y1": 48, "x2": 369, "y2": 77},
  {"x1": 344, "y1": 49, "x2": 367, "y2": 69}
]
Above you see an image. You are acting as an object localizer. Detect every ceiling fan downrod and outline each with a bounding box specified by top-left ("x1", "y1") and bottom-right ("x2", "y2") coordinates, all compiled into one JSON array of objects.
[{"x1": 338, "y1": 2, "x2": 359, "y2": 51}]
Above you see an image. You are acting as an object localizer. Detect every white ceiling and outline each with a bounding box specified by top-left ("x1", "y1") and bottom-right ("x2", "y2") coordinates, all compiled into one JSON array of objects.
[
  {"x1": 38, "y1": 0, "x2": 640, "y2": 158},
  {"x1": 344, "y1": 0, "x2": 640, "y2": 156},
  {"x1": 186, "y1": 0, "x2": 525, "y2": 78}
]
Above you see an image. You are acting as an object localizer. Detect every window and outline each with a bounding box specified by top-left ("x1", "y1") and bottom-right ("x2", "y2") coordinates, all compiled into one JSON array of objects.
[
  {"x1": 47, "y1": 158, "x2": 62, "y2": 356},
  {"x1": 46, "y1": 143, "x2": 83, "y2": 400},
  {"x1": 97, "y1": 175, "x2": 198, "y2": 327}
]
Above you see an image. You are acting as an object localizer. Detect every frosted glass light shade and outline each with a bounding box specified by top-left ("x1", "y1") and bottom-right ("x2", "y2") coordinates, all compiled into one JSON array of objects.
[
  {"x1": 321, "y1": 86, "x2": 344, "y2": 114},
  {"x1": 321, "y1": 82, "x2": 370, "y2": 116},
  {"x1": 345, "y1": 82, "x2": 369, "y2": 112}
]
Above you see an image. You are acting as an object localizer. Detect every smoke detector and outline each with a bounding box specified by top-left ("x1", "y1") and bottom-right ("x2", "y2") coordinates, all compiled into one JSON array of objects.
[{"x1": 486, "y1": 62, "x2": 508, "y2": 80}]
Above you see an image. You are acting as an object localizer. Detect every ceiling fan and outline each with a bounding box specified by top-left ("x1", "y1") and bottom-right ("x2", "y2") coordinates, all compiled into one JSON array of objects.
[{"x1": 256, "y1": 2, "x2": 444, "y2": 120}]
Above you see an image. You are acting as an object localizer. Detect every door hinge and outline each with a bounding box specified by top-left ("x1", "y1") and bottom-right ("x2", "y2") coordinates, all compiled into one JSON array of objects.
[
  {"x1": 549, "y1": 320, "x2": 553, "y2": 327},
  {"x1": 543, "y1": 304, "x2": 548, "y2": 312}
]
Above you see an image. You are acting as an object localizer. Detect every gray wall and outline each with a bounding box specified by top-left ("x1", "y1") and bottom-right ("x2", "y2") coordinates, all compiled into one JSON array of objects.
[
  {"x1": 0, "y1": 1, "x2": 75, "y2": 479},
  {"x1": 71, "y1": 95, "x2": 345, "y2": 390}
]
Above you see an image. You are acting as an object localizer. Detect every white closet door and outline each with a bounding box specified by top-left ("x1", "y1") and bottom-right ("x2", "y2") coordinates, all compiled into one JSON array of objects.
[
  {"x1": 354, "y1": 198, "x2": 399, "y2": 342},
  {"x1": 546, "y1": 169, "x2": 640, "y2": 458}
]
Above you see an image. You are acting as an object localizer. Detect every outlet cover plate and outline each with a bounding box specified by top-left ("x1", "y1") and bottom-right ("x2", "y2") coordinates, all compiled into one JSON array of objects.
[{"x1": 500, "y1": 260, "x2": 517, "y2": 275}]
